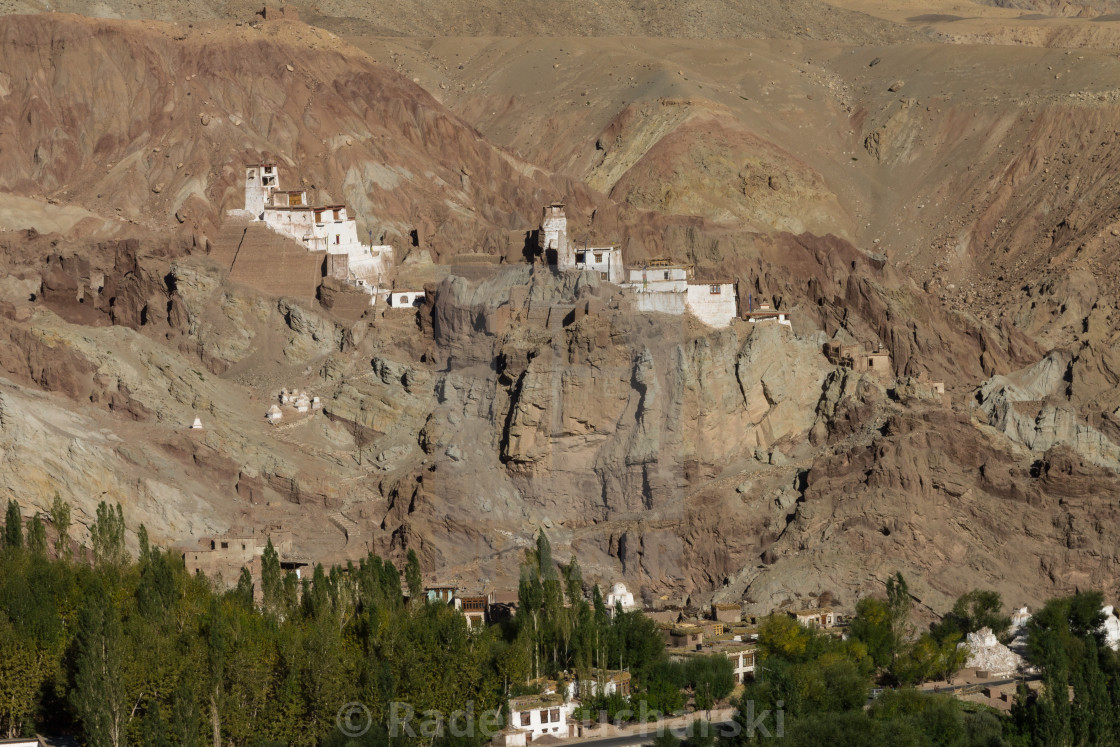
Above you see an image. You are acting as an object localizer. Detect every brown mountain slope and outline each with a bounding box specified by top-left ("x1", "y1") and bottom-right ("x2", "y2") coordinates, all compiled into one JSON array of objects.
[
  {"x1": 0, "y1": 0, "x2": 918, "y2": 44},
  {"x1": 0, "y1": 13, "x2": 602, "y2": 257}
]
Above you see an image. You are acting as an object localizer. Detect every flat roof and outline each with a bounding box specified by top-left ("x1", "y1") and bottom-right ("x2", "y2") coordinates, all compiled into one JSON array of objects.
[{"x1": 510, "y1": 693, "x2": 564, "y2": 710}]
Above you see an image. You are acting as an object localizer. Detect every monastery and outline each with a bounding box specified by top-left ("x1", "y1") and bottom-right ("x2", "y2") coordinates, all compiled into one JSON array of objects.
[
  {"x1": 219, "y1": 164, "x2": 755, "y2": 327},
  {"x1": 539, "y1": 203, "x2": 740, "y2": 328},
  {"x1": 227, "y1": 164, "x2": 393, "y2": 302}
]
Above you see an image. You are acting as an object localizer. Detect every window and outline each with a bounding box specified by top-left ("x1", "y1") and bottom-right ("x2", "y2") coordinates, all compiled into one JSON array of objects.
[
  {"x1": 315, "y1": 211, "x2": 323, "y2": 223},
  {"x1": 550, "y1": 708, "x2": 560, "y2": 723},
  {"x1": 576, "y1": 252, "x2": 586, "y2": 263},
  {"x1": 220, "y1": 542, "x2": 229, "y2": 549},
  {"x1": 664, "y1": 271, "x2": 670, "y2": 279},
  {"x1": 335, "y1": 235, "x2": 341, "y2": 244},
  {"x1": 520, "y1": 713, "x2": 530, "y2": 727},
  {"x1": 594, "y1": 253, "x2": 603, "y2": 263},
  {"x1": 710, "y1": 285, "x2": 721, "y2": 294}
]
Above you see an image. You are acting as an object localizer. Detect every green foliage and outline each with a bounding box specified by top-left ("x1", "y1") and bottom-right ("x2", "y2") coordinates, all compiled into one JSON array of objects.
[
  {"x1": 26, "y1": 515, "x2": 46, "y2": 557},
  {"x1": 90, "y1": 502, "x2": 127, "y2": 569},
  {"x1": 4, "y1": 500, "x2": 22, "y2": 551},
  {"x1": 260, "y1": 538, "x2": 281, "y2": 614},
  {"x1": 931, "y1": 590, "x2": 1011, "y2": 643},
  {"x1": 405, "y1": 549, "x2": 423, "y2": 602},
  {"x1": 50, "y1": 493, "x2": 71, "y2": 560},
  {"x1": 71, "y1": 585, "x2": 127, "y2": 747},
  {"x1": 1010, "y1": 591, "x2": 1116, "y2": 746}
]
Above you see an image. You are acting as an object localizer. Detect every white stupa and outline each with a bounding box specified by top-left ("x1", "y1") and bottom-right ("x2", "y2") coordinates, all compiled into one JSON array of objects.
[
  {"x1": 606, "y1": 582, "x2": 637, "y2": 612},
  {"x1": 190, "y1": 417, "x2": 203, "y2": 430},
  {"x1": 266, "y1": 404, "x2": 283, "y2": 423}
]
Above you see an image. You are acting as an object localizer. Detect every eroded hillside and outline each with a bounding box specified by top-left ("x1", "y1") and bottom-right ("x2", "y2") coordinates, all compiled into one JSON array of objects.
[{"x1": 2, "y1": 9, "x2": 1120, "y2": 618}]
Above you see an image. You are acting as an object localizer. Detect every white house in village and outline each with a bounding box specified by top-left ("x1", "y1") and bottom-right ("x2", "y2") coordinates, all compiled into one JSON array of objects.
[
  {"x1": 565, "y1": 670, "x2": 632, "y2": 700},
  {"x1": 266, "y1": 404, "x2": 283, "y2": 424},
  {"x1": 237, "y1": 164, "x2": 393, "y2": 290},
  {"x1": 508, "y1": 691, "x2": 575, "y2": 742}
]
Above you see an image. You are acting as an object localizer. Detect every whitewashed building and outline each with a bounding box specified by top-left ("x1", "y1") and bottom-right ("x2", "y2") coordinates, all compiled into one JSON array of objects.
[
  {"x1": 605, "y1": 582, "x2": 637, "y2": 613},
  {"x1": 508, "y1": 693, "x2": 575, "y2": 741},
  {"x1": 540, "y1": 203, "x2": 572, "y2": 269},
  {"x1": 574, "y1": 246, "x2": 624, "y2": 283},
  {"x1": 685, "y1": 282, "x2": 738, "y2": 328},
  {"x1": 387, "y1": 290, "x2": 426, "y2": 309},
  {"x1": 238, "y1": 164, "x2": 392, "y2": 287}
]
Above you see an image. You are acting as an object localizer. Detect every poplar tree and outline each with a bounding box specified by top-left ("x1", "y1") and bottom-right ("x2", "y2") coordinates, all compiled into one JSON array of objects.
[
  {"x1": 3, "y1": 500, "x2": 22, "y2": 551},
  {"x1": 26, "y1": 515, "x2": 46, "y2": 557},
  {"x1": 72, "y1": 588, "x2": 127, "y2": 747},
  {"x1": 405, "y1": 549, "x2": 423, "y2": 602},
  {"x1": 50, "y1": 493, "x2": 71, "y2": 559},
  {"x1": 260, "y1": 539, "x2": 281, "y2": 614}
]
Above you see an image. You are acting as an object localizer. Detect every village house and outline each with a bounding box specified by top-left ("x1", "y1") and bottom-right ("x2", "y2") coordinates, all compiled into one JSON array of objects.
[
  {"x1": 711, "y1": 603, "x2": 742, "y2": 624},
  {"x1": 266, "y1": 404, "x2": 283, "y2": 423},
  {"x1": 458, "y1": 592, "x2": 493, "y2": 629},
  {"x1": 669, "y1": 641, "x2": 758, "y2": 684},
  {"x1": 789, "y1": 607, "x2": 844, "y2": 628},
  {"x1": 180, "y1": 526, "x2": 305, "y2": 595},
  {"x1": 508, "y1": 690, "x2": 575, "y2": 742},
  {"x1": 663, "y1": 624, "x2": 705, "y2": 649},
  {"x1": 425, "y1": 584, "x2": 458, "y2": 605},
  {"x1": 823, "y1": 340, "x2": 892, "y2": 376},
  {"x1": 566, "y1": 669, "x2": 632, "y2": 700}
]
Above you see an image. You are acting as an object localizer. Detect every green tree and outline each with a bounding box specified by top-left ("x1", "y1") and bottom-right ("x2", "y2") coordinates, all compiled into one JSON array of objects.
[
  {"x1": 50, "y1": 493, "x2": 71, "y2": 559},
  {"x1": 0, "y1": 616, "x2": 43, "y2": 738},
  {"x1": 91, "y1": 501, "x2": 128, "y2": 569},
  {"x1": 848, "y1": 598, "x2": 896, "y2": 667},
  {"x1": 71, "y1": 588, "x2": 127, "y2": 747},
  {"x1": 26, "y1": 516, "x2": 46, "y2": 558},
  {"x1": 260, "y1": 538, "x2": 281, "y2": 614},
  {"x1": 930, "y1": 590, "x2": 1010, "y2": 643},
  {"x1": 3, "y1": 500, "x2": 22, "y2": 551},
  {"x1": 405, "y1": 549, "x2": 423, "y2": 603},
  {"x1": 885, "y1": 572, "x2": 912, "y2": 658}
]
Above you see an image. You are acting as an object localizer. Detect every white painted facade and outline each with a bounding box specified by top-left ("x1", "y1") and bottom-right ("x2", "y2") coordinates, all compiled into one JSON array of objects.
[
  {"x1": 574, "y1": 247, "x2": 624, "y2": 283},
  {"x1": 606, "y1": 582, "x2": 637, "y2": 612},
  {"x1": 540, "y1": 203, "x2": 572, "y2": 269},
  {"x1": 242, "y1": 165, "x2": 393, "y2": 287},
  {"x1": 508, "y1": 697, "x2": 574, "y2": 741},
  {"x1": 685, "y1": 283, "x2": 737, "y2": 328},
  {"x1": 387, "y1": 290, "x2": 426, "y2": 309},
  {"x1": 746, "y1": 305, "x2": 792, "y2": 328}
]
